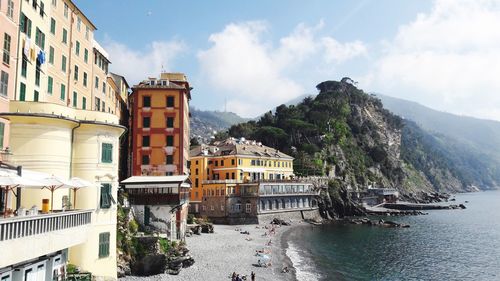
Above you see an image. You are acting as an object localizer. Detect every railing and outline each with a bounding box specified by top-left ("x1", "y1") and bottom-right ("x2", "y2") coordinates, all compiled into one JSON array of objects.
[
  {"x1": 203, "y1": 179, "x2": 243, "y2": 184},
  {"x1": 259, "y1": 191, "x2": 319, "y2": 197},
  {"x1": 0, "y1": 210, "x2": 92, "y2": 241}
]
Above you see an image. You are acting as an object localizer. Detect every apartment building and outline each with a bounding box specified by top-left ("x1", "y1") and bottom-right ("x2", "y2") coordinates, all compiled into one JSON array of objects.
[
  {"x1": 189, "y1": 138, "x2": 295, "y2": 212},
  {"x1": 0, "y1": 0, "x2": 20, "y2": 153},
  {"x1": 123, "y1": 73, "x2": 192, "y2": 241},
  {"x1": 189, "y1": 138, "x2": 320, "y2": 224},
  {"x1": 0, "y1": 0, "x2": 127, "y2": 280}
]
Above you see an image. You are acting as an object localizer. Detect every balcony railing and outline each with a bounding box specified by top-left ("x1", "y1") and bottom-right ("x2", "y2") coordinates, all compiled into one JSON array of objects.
[
  {"x1": 203, "y1": 179, "x2": 243, "y2": 184},
  {"x1": 0, "y1": 210, "x2": 92, "y2": 241}
]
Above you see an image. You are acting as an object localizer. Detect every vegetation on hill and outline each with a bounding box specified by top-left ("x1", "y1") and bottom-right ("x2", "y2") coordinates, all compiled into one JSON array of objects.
[
  {"x1": 216, "y1": 78, "x2": 495, "y2": 195},
  {"x1": 190, "y1": 107, "x2": 249, "y2": 143}
]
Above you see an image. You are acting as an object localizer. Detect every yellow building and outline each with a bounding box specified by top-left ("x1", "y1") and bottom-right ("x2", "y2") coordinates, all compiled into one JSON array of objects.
[
  {"x1": 0, "y1": 0, "x2": 127, "y2": 280},
  {"x1": 189, "y1": 138, "x2": 294, "y2": 213}
]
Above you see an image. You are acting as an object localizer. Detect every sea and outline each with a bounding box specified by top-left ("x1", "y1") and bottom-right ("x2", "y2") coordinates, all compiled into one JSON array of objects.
[{"x1": 285, "y1": 190, "x2": 500, "y2": 281}]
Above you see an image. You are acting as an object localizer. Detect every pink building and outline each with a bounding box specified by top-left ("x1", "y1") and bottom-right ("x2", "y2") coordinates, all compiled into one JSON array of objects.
[{"x1": 0, "y1": 0, "x2": 20, "y2": 154}]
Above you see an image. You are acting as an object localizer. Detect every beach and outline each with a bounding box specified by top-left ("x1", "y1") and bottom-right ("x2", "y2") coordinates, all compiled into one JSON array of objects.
[{"x1": 120, "y1": 223, "x2": 304, "y2": 281}]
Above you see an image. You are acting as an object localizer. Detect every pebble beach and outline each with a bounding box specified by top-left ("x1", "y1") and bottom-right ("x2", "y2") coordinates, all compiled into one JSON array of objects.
[{"x1": 119, "y1": 223, "x2": 303, "y2": 281}]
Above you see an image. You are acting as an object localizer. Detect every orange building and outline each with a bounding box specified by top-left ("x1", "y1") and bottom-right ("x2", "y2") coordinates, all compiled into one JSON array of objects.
[{"x1": 130, "y1": 73, "x2": 191, "y2": 176}]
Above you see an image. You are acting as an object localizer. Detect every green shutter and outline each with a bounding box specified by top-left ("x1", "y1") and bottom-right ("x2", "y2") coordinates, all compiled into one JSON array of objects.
[
  {"x1": 47, "y1": 76, "x2": 53, "y2": 94},
  {"x1": 101, "y1": 143, "x2": 112, "y2": 163},
  {"x1": 98, "y1": 232, "x2": 110, "y2": 258},
  {"x1": 82, "y1": 96, "x2": 86, "y2": 109},
  {"x1": 60, "y1": 84, "x2": 65, "y2": 100},
  {"x1": 73, "y1": 91, "x2": 77, "y2": 107},
  {"x1": 0, "y1": 122, "x2": 5, "y2": 149},
  {"x1": 19, "y1": 82, "x2": 26, "y2": 101},
  {"x1": 100, "y1": 184, "x2": 111, "y2": 209},
  {"x1": 50, "y1": 18, "x2": 56, "y2": 34},
  {"x1": 49, "y1": 46, "x2": 54, "y2": 64}
]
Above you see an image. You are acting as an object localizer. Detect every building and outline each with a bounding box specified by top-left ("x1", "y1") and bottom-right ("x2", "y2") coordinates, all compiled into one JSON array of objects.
[
  {"x1": 189, "y1": 138, "x2": 295, "y2": 214},
  {"x1": 0, "y1": 0, "x2": 127, "y2": 280},
  {"x1": 0, "y1": 0, "x2": 20, "y2": 155},
  {"x1": 109, "y1": 72, "x2": 130, "y2": 182},
  {"x1": 123, "y1": 73, "x2": 192, "y2": 240},
  {"x1": 129, "y1": 73, "x2": 191, "y2": 177},
  {"x1": 121, "y1": 175, "x2": 191, "y2": 240}
]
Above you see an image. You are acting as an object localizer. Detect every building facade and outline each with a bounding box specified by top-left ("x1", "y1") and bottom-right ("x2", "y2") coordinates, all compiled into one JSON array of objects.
[
  {"x1": 0, "y1": 0, "x2": 128, "y2": 280},
  {"x1": 189, "y1": 138, "x2": 295, "y2": 214},
  {"x1": 0, "y1": 0, "x2": 20, "y2": 154},
  {"x1": 124, "y1": 73, "x2": 192, "y2": 241},
  {"x1": 129, "y1": 73, "x2": 191, "y2": 177}
]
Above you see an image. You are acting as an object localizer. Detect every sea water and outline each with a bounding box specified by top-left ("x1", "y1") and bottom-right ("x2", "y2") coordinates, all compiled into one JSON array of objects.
[{"x1": 286, "y1": 190, "x2": 500, "y2": 281}]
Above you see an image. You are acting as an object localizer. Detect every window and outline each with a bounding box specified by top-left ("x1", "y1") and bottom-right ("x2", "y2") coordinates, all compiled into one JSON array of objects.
[
  {"x1": 98, "y1": 232, "x2": 110, "y2": 258},
  {"x1": 166, "y1": 117, "x2": 174, "y2": 128},
  {"x1": 101, "y1": 101, "x2": 105, "y2": 112},
  {"x1": 74, "y1": 65, "x2": 78, "y2": 81},
  {"x1": 48, "y1": 46, "x2": 54, "y2": 64},
  {"x1": 246, "y1": 203, "x2": 251, "y2": 213},
  {"x1": 142, "y1": 136, "x2": 150, "y2": 147},
  {"x1": 61, "y1": 55, "x2": 66, "y2": 72},
  {"x1": 77, "y1": 17, "x2": 81, "y2": 31},
  {"x1": 95, "y1": 76, "x2": 99, "y2": 89},
  {"x1": 62, "y1": 28, "x2": 67, "y2": 44},
  {"x1": 215, "y1": 160, "x2": 218, "y2": 167},
  {"x1": 51, "y1": 0, "x2": 56, "y2": 7},
  {"x1": 82, "y1": 96, "x2": 86, "y2": 109},
  {"x1": 34, "y1": 90, "x2": 39, "y2": 101},
  {"x1": 166, "y1": 135, "x2": 174, "y2": 146},
  {"x1": 101, "y1": 143, "x2": 113, "y2": 163},
  {"x1": 166, "y1": 155, "x2": 173, "y2": 164},
  {"x1": 142, "y1": 117, "x2": 150, "y2": 128},
  {"x1": 20, "y1": 13, "x2": 32, "y2": 37},
  {"x1": 0, "y1": 71, "x2": 8, "y2": 97},
  {"x1": 60, "y1": 83, "x2": 65, "y2": 100},
  {"x1": 85, "y1": 26, "x2": 89, "y2": 40},
  {"x1": 35, "y1": 67, "x2": 40, "y2": 86},
  {"x1": 72, "y1": 91, "x2": 77, "y2": 107},
  {"x1": 35, "y1": 27, "x2": 45, "y2": 50},
  {"x1": 95, "y1": 97, "x2": 100, "y2": 111},
  {"x1": 50, "y1": 18, "x2": 56, "y2": 34},
  {"x1": 142, "y1": 155, "x2": 150, "y2": 165},
  {"x1": 7, "y1": 0, "x2": 14, "y2": 19},
  {"x1": 166, "y1": 96, "x2": 174, "y2": 107},
  {"x1": 238, "y1": 159, "x2": 242, "y2": 165},
  {"x1": 47, "y1": 76, "x2": 53, "y2": 94},
  {"x1": 231, "y1": 159, "x2": 235, "y2": 165},
  {"x1": 19, "y1": 82, "x2": 26, "y2": 101},
  {"x1": 84, "y1": 49, "x2": 88, "y2": 63},
  {"x1": 195, "y1": 178, "x2": 199, "y2": 188},
  {"x1": 3, "y1": 33, "x2": 11, "y2": 65},
  {"x1": 143, "y1": 96, "x2": 151, "y2": 107},
  {"x1": 63, "y1": 3, "x2": 68, "y2": 18},
  {"x1": 75, "y1": 41, "x2": 80, "y2": 56},
  {"x1": 0, "y1": 122, "x2": 4, "y2": 149},
  {"x1": 102, "y1": 82, "x2": 105, "y2": 93},
  {"x1": 32, "y1": 0, "x2": 37, "y2": 10},
  {"x1": 83, "y1": 72, "x2": 87, "y2": 87},
  {"x1": 39, "y1": 1, "x2": 44, "y2": 17},
  {"x1": 221, "y1": 160, "x2": 225, "y2": 166}
]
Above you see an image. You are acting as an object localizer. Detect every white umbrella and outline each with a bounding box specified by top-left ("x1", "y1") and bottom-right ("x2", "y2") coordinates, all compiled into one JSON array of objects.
[
  {"x1": 67, "y1": 177, "x2": 95, "y2": 209},
  {"x1": 0, "y1": 170, "x2": 44, "y2": 217},
  {"x1": 37, "y1": 175, "x2": 74, "y2": 212}
]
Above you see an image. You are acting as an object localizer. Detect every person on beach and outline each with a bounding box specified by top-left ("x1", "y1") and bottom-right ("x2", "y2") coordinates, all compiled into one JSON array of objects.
[
  {"x1": 232, "y1": 272, "x2": 237, "y2": 281},
  {"x1": 251, "y1": 271, "x2": 255, "y2": 281}
]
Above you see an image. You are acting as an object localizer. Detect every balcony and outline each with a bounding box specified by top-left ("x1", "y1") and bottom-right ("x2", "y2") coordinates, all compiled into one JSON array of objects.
[
  {"x1": 0, "y1": 210, "x2": 92, "y2": 268},
  {"x1": 203, "y1": 179, "x2": 243, "y2": 185},
  {"x1": 164, "y1": 146, "x2": 176, "y2": 155},
  {"x1": 128, "y1": 192, "x2": 189, "y2": 206}
]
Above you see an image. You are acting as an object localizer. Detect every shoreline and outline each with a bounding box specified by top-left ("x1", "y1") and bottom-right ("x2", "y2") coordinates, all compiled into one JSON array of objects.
[{"x1": 119, "y1": 222, "x2": 307, "y2": 281}]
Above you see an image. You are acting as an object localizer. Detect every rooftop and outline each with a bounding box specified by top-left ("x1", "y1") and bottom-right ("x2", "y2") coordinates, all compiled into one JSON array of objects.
[{"x1": 190, "y1": 138, "x2": 293, "y2": 159}]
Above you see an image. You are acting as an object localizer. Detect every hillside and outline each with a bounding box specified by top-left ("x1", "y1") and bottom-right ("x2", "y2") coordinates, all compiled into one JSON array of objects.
[
  {"x1": 377, "y1": 94, "x2": 500, "y2": 164},
  {"x1": 190, "y1": 107, "x2": 249, "y2": 143},
  {"x1": 378, "y1": 94, "x2": 500, "y2": 190}
]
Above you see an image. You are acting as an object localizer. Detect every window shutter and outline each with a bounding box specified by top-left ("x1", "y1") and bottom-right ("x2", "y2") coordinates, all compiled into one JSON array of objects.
[{"x1": 99, "y1": 232, "x2": 110, "y2": 258}]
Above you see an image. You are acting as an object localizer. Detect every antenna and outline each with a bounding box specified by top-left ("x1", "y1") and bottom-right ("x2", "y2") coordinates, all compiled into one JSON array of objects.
[{"x1": 161, "y1": 64, "x2": 165, "y2": 73}]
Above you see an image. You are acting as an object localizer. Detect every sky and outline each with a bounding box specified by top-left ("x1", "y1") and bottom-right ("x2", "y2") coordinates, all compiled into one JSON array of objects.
[{"x1": 75, "y1": 0, "x2": 500, "y2": 121}]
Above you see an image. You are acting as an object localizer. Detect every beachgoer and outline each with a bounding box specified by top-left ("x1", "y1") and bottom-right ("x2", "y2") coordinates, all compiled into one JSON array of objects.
[
  {"x1": 232, "y1": 272, "x2": 237, "y2": 281},
  {"x1": 251, "y1": 271, "x2": 256, "y2": 281}
]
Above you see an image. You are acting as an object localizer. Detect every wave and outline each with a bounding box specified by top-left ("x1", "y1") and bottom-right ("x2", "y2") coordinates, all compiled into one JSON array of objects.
[{"x1": 286, "y1": 241, "x2": 322, "y2": 281}]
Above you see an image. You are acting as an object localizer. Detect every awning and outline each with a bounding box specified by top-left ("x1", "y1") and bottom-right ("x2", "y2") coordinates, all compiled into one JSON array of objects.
[{"x1": 121, "y1": 175, "x2": 191, "y2": 189}]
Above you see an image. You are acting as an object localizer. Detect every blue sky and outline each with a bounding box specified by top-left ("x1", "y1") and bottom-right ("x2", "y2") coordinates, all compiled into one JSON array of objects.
[{"x1": 75, "y1": 0, "x2": 500, "y2": 121}]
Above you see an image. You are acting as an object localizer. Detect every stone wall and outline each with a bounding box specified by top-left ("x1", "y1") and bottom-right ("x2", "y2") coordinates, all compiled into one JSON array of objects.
[{"x1": 257, "y1": 208, "x2": 321, "y2": 224}]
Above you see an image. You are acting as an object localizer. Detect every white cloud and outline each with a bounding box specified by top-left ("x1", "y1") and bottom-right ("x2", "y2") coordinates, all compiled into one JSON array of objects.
[
  {"x1": 103, "y1": 39, "x2": 186, "y2": 85},
  {"x1": 364, "y1": 0, "x2": 500, "y2": 121},
  {"x1": 198, "y1": 21, "x2": 367, "y2": 118}
]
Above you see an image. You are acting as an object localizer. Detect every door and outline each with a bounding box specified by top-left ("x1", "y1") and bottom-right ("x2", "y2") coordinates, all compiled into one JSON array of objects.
[{"x1": 144, "y1": 206, "x2": 150, "y2": 226}]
